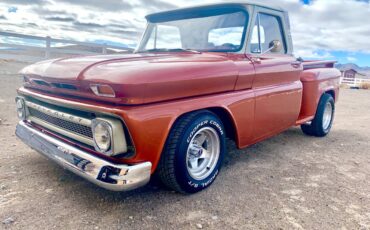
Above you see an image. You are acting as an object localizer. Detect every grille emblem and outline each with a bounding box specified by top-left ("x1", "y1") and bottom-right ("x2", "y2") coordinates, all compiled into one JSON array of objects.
[{"x1": 26, "y1": 101, "x2": 90, "y2": 126}]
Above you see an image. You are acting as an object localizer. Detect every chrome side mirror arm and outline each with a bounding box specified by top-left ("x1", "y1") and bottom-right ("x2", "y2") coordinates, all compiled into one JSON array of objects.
[{"x1": 258, "y1": 40, "x2": 283, "y2": 57}]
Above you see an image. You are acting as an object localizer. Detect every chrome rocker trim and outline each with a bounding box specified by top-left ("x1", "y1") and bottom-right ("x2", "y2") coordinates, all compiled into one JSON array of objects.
[{"x1": 16, "y1": 121, "x2": 151, "y2": 191}]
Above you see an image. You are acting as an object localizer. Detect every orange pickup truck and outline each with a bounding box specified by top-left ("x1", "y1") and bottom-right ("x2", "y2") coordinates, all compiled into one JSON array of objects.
[{"x1": 15, "y1": 2, "x2": 340, "y2": 193}]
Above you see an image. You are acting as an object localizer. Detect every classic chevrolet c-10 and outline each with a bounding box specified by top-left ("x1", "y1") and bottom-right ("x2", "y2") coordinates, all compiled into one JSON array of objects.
[{"x1": 15, "y1": 2, "x2": 340, "y2": 193}]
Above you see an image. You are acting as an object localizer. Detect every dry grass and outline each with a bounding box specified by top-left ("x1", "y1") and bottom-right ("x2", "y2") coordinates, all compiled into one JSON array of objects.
[
  {"x1": 340, "y1": 84, "x2": 350, "y2": 89},
  {"x1": 360, "y1": 82, "x2": 370, "y2": 90}
]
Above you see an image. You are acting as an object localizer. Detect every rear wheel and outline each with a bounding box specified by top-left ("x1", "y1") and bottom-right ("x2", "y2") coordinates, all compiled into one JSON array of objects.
[
  {"x1": 301, "y1": 93, "x2": 335, "y2": 137},
  {"x1": 157, "y1": 110, "x2": 226, "y2": 194}
]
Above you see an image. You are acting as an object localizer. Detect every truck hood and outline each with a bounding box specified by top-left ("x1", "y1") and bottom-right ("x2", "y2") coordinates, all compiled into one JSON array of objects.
[{"x1": 20, "y1": 53, "x2": 239, "y2": 105}]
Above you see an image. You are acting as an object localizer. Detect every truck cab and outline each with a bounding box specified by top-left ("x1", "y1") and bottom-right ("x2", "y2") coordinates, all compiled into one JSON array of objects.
[{"x1": 15, "y1": 2, "x2": 340, "y2": 193}]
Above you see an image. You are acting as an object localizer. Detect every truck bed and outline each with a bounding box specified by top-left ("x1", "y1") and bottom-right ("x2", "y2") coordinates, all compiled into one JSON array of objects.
[{"x1": 296, "y1": 60, "x2": 341, "y2": 125}]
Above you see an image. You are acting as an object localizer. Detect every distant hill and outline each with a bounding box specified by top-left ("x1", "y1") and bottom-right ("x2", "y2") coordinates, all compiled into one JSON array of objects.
[{"x1": 335, "y1": 63, "x2": 370, "y2": 75}]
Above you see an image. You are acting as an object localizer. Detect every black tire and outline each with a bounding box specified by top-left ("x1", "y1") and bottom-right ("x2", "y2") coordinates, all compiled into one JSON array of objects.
[
  {"x1": 301, "y1": 123, "x2": 314, "y2": 136},
  {"x1": 157, "y1": 110, "x2": 226, "y2": 194},
  {"x1": 301, "y1": 93, "x2": 335, "y2": 137}
]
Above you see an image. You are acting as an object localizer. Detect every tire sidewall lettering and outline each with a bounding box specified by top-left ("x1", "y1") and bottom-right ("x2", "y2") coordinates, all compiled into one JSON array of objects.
[
  {"x1": 187, "y1": 169, "x2": 219, "y2": 188},
  {"x1": 210, "y1": 120, "x2": 224, "y2": 135},
  {"x1": 186, "y1": 119, "x2": 224, "y2": 144},
  {"x1": 186, "y1": 120, "x2": 209, "y2": 144}
]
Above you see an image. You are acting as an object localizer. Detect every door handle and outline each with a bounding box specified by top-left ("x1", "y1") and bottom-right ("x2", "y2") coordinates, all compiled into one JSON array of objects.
[
  {"x1": 251, "y1": 57, "x2": 261, "y2": 64},
  {"x1": 291, "y1": 61, "x2": 302, "y2": 68}
]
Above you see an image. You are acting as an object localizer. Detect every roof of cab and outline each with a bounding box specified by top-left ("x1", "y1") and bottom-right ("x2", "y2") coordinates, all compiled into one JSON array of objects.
[{"x1": 146, "y1": 1, "x2": 285, "y2": 21}]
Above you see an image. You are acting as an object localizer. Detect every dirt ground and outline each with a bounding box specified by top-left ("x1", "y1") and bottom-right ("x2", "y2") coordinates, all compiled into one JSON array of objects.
[{"x1": 0, "y1": 59, "x2": 369, "y2": 230}]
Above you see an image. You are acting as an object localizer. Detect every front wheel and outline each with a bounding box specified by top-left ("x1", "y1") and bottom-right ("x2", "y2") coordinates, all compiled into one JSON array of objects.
[
  {"x1": 301, "y1": 93, "x2": 335, "y2": 137},
  {"x1": 157, "y1": 110, "x2": 226, "y2": 194}
]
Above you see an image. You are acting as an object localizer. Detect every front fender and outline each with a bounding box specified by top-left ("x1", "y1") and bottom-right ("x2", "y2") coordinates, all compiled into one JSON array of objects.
[{"x1": 121, "y1": 90, "x2": 255, "y2": 172}]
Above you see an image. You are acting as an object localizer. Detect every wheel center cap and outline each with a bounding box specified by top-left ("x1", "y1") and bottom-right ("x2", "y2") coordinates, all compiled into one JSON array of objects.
[{"x1": 189, "y1": 145, "x2": 202, "y2": 158}]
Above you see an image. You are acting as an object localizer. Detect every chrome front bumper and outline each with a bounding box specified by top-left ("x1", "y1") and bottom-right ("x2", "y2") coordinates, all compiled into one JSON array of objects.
[{"x1": 16, "y1": 121, "x2": 152, "y2": 191}]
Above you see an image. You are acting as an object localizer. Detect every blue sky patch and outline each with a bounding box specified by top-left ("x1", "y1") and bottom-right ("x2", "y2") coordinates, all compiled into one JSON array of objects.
[
  {"x1": 8, "y1": 6, "x2": 18, "y2": 13},
  {"x1": 300, "y1": 0, "x2": 311, "y2": 5},
  {"x1": 331, "y1": 51, "x2": 370, "y2": 67}
]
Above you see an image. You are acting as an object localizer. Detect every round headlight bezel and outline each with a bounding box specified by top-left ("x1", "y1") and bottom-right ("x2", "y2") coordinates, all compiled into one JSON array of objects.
[
  {"x1": 16, "y1": 97, "x2": 26, "y2": 120},
  {"x1": 92, "y1": 119, "x2": 113, "y2": 154}
]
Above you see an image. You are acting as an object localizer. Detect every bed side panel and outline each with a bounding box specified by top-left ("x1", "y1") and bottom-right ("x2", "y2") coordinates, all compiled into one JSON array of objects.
[{"x1": 298, "y1": 68, "x2": 340, "y2": 122}]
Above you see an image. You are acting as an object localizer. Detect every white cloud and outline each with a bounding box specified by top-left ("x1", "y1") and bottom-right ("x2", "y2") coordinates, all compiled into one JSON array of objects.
[
  {"x1": 0, "y1": 0, "x2": 369, "y2": 54},
  {"x1": 347, "y1": 56, "x2": 357, "y2": 62},
  {"x1": 285, "y1": 0, "x2": 370, "y2": 54}
]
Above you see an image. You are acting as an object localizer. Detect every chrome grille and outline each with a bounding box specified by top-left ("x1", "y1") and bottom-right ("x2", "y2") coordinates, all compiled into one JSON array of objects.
[
  {"x1": 24, "y1": 101, "x2": 94, "y2": 146},
  {"x1": 29, "y1": 107, "x2": 93, "y2": 138},
  {"x1": 21, "y1": 98, "x2": 132, "y2": 156}
]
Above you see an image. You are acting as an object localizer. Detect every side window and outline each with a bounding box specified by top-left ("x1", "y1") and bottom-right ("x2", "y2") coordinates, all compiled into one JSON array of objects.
[
  {"x1": 250, "y1": 24, "x2": 265, "y2": 53},
  {"x1": 146, "y1": 25, "x2": 182, "y2": 49},
  {"x1": 250, "y1": 13, "x2": 286, "y2": 54}
]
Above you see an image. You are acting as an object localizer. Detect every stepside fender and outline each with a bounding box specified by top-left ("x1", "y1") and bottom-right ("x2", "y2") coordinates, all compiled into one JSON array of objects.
[{"x1": 299, "y1": 68, "x2": 340, "y2": 120}]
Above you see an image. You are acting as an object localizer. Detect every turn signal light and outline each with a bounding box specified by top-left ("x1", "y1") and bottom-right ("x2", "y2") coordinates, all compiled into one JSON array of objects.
[{"x1": 90, "y1": 84, "x2": 116, "y2": 98}]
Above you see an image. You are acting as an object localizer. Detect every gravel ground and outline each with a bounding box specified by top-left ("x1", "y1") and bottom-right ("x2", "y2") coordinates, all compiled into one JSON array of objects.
[{"x1": 0, "y1": 59, "x2": 369, "y2": 230}]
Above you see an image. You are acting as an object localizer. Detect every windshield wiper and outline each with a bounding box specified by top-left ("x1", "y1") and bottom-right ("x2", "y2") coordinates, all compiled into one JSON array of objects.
[
  {"x1": 167, "y1": 48, "x2": 201, "y2": 53},
  {"x1": 139, "y1": 48, "x2": 201, "y2": 53}
]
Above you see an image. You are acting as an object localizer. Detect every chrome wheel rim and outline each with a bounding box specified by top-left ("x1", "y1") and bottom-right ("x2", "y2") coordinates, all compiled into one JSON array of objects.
[
  {"x1": 186, "y1": 127, "x2": 220, "y2": 180},
  {"x1": 323, "y1": 102, "x2": 333, "y2": 130}
]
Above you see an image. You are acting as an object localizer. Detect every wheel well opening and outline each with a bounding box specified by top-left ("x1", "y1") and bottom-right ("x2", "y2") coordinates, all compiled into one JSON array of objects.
[
  {"x1": 172, "y1": 108, "x2": 238, "y2": 144},
  {"x1": 325, "y1": 90, "x2": 335, "y2": 100},
  {"x1": 207, "y1": 107, "x2": 237, "y2": 143}
]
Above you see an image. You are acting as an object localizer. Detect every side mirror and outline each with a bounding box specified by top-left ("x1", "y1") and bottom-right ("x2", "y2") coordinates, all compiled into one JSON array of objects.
[
  {"x1": 260, "y1": 40, "x2": 282, "y2": 56},
  {"x1": 269, "y1": 40, "x2": 282, "y2": 53}
]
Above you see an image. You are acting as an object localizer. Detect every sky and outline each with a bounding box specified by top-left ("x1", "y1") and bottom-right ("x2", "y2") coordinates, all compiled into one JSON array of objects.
[{"x1": 0, "y1": 0, "x2": 369, "y2": 66}]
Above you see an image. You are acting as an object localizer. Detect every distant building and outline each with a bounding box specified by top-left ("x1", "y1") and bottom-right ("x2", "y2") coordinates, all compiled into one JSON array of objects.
[
  {"x1": 339, "y1": 68, "x2": 370, "y2": 87},
  {"x1": 340, "y1": 68, "x2": 367, "y2": 79}
]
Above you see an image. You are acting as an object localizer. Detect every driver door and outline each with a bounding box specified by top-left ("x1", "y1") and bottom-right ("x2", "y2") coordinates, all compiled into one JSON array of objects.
[{"x1": 248, "y1": 9, "x2": 303, "y2": 142}]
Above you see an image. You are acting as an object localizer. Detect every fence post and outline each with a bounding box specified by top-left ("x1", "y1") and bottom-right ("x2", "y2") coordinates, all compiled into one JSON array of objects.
[{"x1": 45, "y1": 36, "x2": 51, "y2": 59}]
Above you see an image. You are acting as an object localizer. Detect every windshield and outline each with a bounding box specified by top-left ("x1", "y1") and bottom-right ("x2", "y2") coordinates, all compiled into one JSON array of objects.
[{"x1": 137, "y1": 10, "x2": 248, "y2": 53}]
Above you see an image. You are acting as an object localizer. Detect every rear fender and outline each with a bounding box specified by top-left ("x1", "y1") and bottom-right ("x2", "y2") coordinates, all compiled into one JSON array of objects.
[{"x1": 299, "y1": 68, "x2": 340, "y2": 119}]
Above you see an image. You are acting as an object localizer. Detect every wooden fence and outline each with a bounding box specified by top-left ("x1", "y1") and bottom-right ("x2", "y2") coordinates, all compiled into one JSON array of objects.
[
  {"x1": 0, "y1": 31, "x2": 132, "y2": 62},
  {"x1": 341, "y1": 77, "x2": 370, "y2": 88}
]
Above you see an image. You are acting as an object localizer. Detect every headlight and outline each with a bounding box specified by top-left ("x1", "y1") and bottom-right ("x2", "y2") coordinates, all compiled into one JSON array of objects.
[
  {"x1": 92, "y1": 119, "x2": 112, "y2": 153},
  {"x1": 15, "y1": 97, "x2": 26, "y2": 120},
  {"x1": 92, "y1": 118, "x2": 128, "y2": 156}
]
